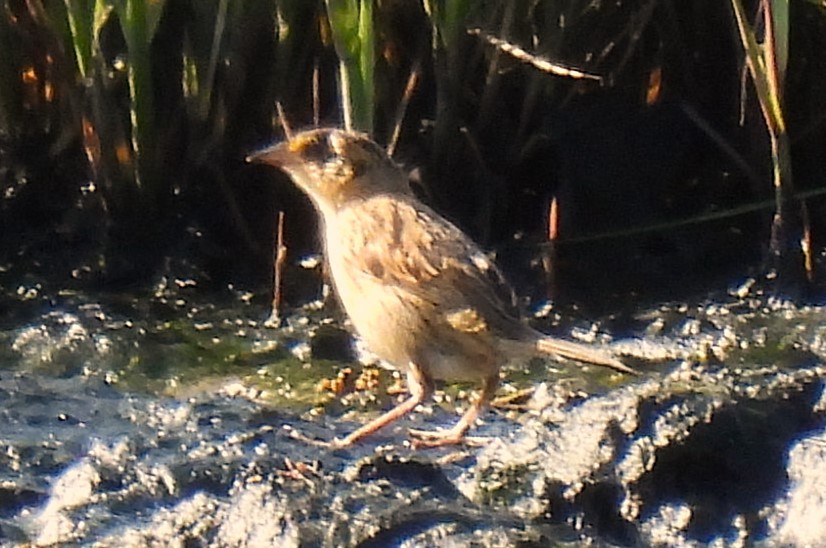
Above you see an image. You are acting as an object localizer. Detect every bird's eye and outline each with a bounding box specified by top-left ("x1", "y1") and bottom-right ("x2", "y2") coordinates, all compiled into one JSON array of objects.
[{"x1": 302, "y1": 138, "x2": 334, "y2": 164}]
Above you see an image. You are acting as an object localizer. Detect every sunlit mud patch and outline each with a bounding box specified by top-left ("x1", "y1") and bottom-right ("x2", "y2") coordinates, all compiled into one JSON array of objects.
[
  {"x1": 459, "y1": 292, "x2": 826, "y2": 546},
  {"x1": 1, "y1": 283, "x2": 825, "y2": 545}
]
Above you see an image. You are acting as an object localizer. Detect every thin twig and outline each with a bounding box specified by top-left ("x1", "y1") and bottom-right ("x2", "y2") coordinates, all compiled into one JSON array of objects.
[
  {"x1": 468, "y1": 28, "x2": 602, "y2": 82},
  {"x1": 545, "y1": 196, "x2": 559, "y2": 299},
  {"x1": 269, "y1": 210, "x2": 288, "y2": 326},
  {"x1": 313, "y1": 57, "x2": 320, "y2": 127},
  {"x1": 801, "y1": 200, "x2": 814, "y2": 283},
  {"x1": 276, "y1": 101, "x2": 293, "y2": 142},
  {"x1": 387, "y1": 57, "x2": 422, "y2": 158},
  {"x1": 548, "y1": 196, "x2": 559, "y2": 241}
]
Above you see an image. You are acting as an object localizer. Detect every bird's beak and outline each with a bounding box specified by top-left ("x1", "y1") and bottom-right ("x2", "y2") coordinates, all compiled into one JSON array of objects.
[
  {"x1": 246, "y1": 130, "x2": 323, "y2": 171},
  {"x1": 245, "y1": 141, "x2": 294, "y2": 167}
]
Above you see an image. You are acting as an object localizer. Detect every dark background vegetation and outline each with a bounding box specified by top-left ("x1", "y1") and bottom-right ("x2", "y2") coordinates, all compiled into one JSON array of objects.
[{"x1": 1, "y1": 0, "x2": 825, "y2": 312}]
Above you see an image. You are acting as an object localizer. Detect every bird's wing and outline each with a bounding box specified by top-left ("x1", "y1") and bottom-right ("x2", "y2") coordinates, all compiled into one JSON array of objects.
[{"x1": 333, "y1": 194, "x2": 525, "y2": 337}]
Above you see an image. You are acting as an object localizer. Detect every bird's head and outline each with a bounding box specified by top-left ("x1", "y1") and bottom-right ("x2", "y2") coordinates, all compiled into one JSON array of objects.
[{"x1": 248, "y1": 128, "x2": 410, "y2": 215}]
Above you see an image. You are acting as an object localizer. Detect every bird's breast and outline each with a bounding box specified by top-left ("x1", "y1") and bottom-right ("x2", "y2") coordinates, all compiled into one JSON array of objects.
[{"x1": 323, "y1": 223, "x2": 420, "y2": 368}]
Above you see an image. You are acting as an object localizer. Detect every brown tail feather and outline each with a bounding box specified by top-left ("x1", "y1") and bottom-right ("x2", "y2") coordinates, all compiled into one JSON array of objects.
[{"x1": 536, "y1": 337, "x2": 637, "y2": 375}]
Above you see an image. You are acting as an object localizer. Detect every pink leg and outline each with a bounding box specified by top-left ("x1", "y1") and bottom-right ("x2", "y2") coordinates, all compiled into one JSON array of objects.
[
  {"x1": 334, "y1": 363, "x2": 434, "y2": 447},
  {"x1": 410, "y1": 373, "x2": 500, "y2": 448}
]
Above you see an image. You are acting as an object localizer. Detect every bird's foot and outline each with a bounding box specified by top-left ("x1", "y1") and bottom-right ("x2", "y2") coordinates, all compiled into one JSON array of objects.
[
  {"x1": 284, "y1": 426, "x2": 338, "y2": 448},
  {"x1": 408, "y1": 427, "x2": 491, "y2": 448}
]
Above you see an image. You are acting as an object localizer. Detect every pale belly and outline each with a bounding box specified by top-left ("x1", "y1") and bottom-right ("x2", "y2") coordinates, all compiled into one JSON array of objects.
[{"x1": 326, "y1": 243, "x2": 422, "y2": 370}]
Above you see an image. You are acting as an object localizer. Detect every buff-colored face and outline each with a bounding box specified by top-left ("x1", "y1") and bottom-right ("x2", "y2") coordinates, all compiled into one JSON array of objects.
[{"x1": 249, "y1": 129, "x2": 410, "y2": 214}]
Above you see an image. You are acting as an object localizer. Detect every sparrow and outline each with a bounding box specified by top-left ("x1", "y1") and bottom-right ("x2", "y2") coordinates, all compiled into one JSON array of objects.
[{"x1": 248, "y1": 128, "x2": 635, "y2": 447}]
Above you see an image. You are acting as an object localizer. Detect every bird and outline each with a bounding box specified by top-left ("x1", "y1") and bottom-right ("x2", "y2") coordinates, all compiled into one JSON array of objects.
[{"x1": 248, "y1": 128, "x2": 635, "y2": 447}]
